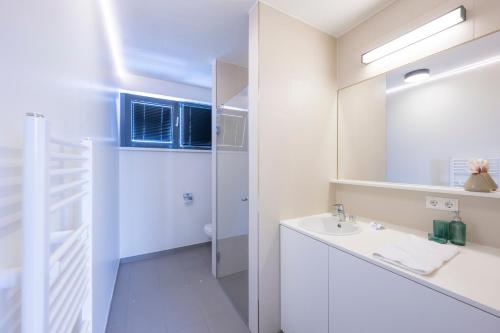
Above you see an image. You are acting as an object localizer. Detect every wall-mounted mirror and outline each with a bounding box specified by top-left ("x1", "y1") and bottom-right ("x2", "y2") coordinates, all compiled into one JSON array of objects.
[{"x1": 338, "y1": 31, "x2": 500, "y2": 188}]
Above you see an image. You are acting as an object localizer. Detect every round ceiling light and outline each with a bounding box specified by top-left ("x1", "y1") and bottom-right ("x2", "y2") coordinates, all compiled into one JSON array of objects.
[{"x1": 404, "y1": 69, "x2": 430, "y2": 83}]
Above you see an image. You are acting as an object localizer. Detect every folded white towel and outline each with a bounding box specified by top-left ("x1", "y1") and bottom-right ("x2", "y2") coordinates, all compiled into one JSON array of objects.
[{"x1": 373, "y1": 235, "x2": 459, "y2": 275}]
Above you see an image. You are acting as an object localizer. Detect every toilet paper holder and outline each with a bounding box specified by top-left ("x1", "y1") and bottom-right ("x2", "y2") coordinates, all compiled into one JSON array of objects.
[{"x1": 183, "y1": 192, "x2": 193, "y2": 203}]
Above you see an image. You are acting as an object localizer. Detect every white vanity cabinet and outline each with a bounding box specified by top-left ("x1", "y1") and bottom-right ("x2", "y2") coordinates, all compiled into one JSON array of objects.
[
  {"x1": 280, "y1": 226, "x2": 329, "y2": 333},
  {"x1": 329, "y1": 247, "x2": 500, "y2": 333},
  {"x1": 280, "y1": 225, "x2": 500, "y2": 333}
]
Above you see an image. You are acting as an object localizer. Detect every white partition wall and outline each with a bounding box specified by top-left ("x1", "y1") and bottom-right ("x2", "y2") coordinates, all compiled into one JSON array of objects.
[
  {"x1": 248, "y1": 4, "x2": 338, "y2": 332},
  {"x1": 22, "y1": 113, "x2": 93, "y2": 333}
]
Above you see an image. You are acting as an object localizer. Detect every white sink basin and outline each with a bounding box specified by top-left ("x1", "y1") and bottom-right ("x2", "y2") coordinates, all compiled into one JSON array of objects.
[{"x1": 298, "y1": 216, "x2": 361, "y2": 236}]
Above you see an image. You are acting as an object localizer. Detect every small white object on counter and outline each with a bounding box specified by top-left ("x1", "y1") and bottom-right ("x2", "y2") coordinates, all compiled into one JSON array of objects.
[
  {"x1": 373, "y1": 235, "x2": 459, "y2": 275},
  {"x1": 369, "y1": 222, "x2": 384, "y2": 230}
]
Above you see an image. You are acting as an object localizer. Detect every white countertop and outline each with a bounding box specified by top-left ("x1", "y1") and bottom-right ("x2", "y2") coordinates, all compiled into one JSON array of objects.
[{"x1": 280, "y1": 213, "x2": 500, "y2": 318}]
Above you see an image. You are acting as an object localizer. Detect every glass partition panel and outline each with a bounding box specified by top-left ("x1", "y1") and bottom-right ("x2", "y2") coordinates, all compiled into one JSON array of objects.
[{"x1": 215, "y1": 87, "x2": 249, "y2": 324}]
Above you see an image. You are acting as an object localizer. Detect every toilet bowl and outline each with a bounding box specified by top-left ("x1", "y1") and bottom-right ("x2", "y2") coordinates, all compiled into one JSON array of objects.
[{"x1": 203, "y1": 224, "x2": 212, "y2": 238}]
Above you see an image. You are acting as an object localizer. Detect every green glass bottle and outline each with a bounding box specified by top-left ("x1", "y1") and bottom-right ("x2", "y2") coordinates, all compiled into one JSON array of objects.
[{"x1": 449, "y1": 211, "x2": 466, "y2": 246}]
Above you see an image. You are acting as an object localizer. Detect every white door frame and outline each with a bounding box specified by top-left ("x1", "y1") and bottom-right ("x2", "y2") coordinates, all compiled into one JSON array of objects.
[
  {"x1": 211, "y1": 60, "x2": 218, "y2": 277},
  {"x1": 248, "y1": 3, "x2": 260, "y2": 332}
]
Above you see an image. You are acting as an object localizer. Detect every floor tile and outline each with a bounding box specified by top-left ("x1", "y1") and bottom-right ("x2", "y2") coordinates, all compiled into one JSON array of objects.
[
  {"x1": 172, "y1": 321, "x2": 210, "y2": 333},
  {"x1": 106, "y1": 244, "x2": 248, "y2": 333},
  {"x1": 166, "y1": 302, "x2": 206, "y2": 332},
  {"x1": 205, "y1": 311, "x2": 250, "y2": 333},
  {"x1": 106, "y1": 264, "x2": 132, "y2": 327}
]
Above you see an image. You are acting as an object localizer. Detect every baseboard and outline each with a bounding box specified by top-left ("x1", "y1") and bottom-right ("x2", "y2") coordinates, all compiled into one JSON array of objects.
[{"x1": 120, "y1": 241, "x2": 211, "y2": 264}]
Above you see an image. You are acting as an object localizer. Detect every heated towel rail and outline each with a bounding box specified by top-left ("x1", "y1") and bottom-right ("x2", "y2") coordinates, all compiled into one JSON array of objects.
[
  {"x1": 22, "y1": 113, "x2": 93, "y2": 333},
  {"x1": 0, "y1": 146, "x2": 22, "y2": 332}
]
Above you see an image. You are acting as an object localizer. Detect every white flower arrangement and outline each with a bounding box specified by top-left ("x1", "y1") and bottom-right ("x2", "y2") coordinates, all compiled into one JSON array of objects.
[{"x1": 468, "y1": 159, "x2": 489, "y2": 174}]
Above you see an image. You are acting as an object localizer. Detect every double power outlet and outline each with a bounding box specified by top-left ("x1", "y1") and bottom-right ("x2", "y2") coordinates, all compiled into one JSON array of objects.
[{"x1": 426, "y1": 196, "x2": 459, "y2": 212}]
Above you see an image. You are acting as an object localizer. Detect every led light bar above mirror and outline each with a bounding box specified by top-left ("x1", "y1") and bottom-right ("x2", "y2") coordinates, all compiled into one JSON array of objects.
[{"x1": 361, "y1": 6, "x2": 466, "y2": 65}]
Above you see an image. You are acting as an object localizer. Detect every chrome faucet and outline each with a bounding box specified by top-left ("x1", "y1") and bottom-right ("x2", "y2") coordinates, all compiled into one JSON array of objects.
[{"x1": 333, "y1": 203, "x2": 346, "y2": 222}]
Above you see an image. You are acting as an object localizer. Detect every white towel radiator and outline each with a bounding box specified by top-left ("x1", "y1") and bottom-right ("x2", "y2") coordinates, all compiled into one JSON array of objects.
[
  {"x1": 0, "y1": 146, "x2": 22, "y2": 332},
  {"x1": 22, "y1": 113, "x2": 93, "y2": 333}
]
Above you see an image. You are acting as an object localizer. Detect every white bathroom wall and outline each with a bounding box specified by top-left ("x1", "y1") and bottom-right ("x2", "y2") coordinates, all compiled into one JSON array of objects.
[
  {"x1": 386, "y1": 62, "x2": 500, "y2": 185},
  {"x1": 0, "y1": 1, "x2": 119, "y2": 332},
  {"x1": 91, "y1": 142, "x2": 120, "y2": 333},
  {"x1": 119, "y1": 150, "x2": 211, "y2": 258},
  {"x1": 117, "y1": 78, "x2": 212, "y2": 259}
]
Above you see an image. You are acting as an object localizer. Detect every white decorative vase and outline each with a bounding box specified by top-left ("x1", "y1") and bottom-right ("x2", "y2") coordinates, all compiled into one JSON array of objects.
[{"x1": 464, "y1": 173, "x2": 496, "y2": 192}]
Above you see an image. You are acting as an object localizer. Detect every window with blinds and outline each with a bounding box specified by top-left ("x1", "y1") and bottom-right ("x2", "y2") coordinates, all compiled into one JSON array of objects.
[
  {"x1": 120, "y1": 93, "x2": 211, "y2": 150},
  {"x1": 181, "y1": 104, "x2": 212, "y2": 148},
  {"x1": 131, "y1": 101, "x2": 173, "y2": 144}
]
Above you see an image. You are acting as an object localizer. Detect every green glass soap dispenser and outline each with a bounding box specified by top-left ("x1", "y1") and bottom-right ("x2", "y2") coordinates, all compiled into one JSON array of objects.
[{"x1": 449, "y1": 211, "x2": 466, "y2": 246}]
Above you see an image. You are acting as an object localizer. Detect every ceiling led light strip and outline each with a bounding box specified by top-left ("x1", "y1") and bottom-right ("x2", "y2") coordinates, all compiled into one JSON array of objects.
[
  {"x1": 362, "y1": 6, "x2": 466, "y2": 64},
  {"x1": 99, "y1": 0, "x2": 126, "y2": 77}
]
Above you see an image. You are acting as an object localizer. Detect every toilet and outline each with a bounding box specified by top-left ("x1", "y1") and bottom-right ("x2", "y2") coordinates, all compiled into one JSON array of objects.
[{"x1": 203, "y1": 224, "x2": 212, "y2": 238}]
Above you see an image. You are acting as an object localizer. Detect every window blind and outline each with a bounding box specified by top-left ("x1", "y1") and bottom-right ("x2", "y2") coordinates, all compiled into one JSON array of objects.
[
  {"x1": 131, "y1": 102, "x2": 173, "y2": 144},
  {"x1": 120, "y1": 93, "x2": 211, "y2": 150},
  {"x1": 181, "y1": 104, "x2": 211, "y2": 148}
]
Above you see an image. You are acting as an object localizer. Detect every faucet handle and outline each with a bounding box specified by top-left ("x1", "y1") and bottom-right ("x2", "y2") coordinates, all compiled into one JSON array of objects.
[
  {"x1": 333, "y1": 203, "x2": 344, "y2": 212},
  {"x1": 333, "y1": 203, "x2": 346, "y2": 222}
]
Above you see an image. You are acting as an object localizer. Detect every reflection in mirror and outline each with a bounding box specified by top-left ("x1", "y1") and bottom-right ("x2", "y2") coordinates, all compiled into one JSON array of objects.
[{"x1": 338, "y1": 31, "x2": 500, "y2": 187}]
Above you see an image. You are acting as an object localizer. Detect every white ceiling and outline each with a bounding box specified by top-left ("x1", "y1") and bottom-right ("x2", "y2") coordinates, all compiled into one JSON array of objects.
[
  {"x1": 261, "y1": 0, "x2": 396, "y2": 37},
  {"x1": 112, "y1": 0, "x2": 395, "y2": 88},
  {"x1": 113, "y1": 0, "x2": 255, "y2": 88}
]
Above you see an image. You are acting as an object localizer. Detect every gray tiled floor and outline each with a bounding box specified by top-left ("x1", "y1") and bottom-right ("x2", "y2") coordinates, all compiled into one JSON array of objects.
[{"x1": 106, "y1": 244, "x2": 249, "y2": 333}]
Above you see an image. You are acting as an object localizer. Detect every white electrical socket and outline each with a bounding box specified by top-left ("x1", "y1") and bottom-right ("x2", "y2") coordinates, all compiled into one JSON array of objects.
[{"x1": 426, "y1": 196, "x2": 459, "y2": 212}]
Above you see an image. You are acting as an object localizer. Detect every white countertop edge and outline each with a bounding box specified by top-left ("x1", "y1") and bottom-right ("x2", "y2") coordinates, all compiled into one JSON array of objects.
[{"x1": 280, "y1": 214, "x2": 500, "y2": 319}]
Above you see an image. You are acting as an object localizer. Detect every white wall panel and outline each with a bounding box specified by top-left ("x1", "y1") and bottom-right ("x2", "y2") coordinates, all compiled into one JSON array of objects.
[
  {"x1": 0, "y1": 1, "x2": 119, "y2": 332},
  {"x1": 119, "y1": 150, "x2": 211, "y2": 258}
]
